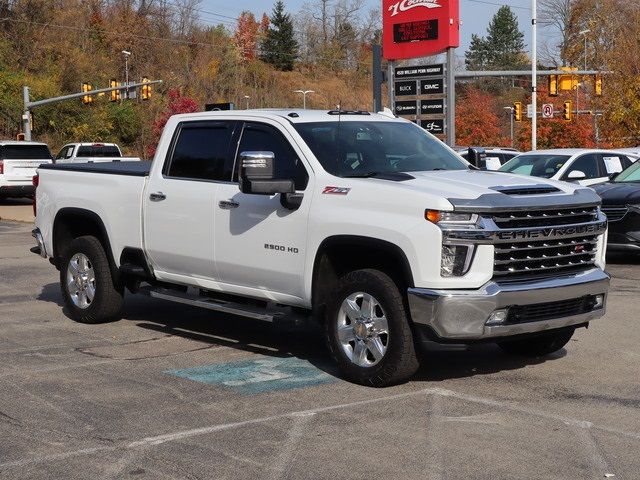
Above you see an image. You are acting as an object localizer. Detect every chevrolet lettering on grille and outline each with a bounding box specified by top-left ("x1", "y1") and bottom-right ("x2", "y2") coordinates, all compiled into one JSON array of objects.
[{"x1": 496, "y1": 222, "x2": 607, "y2": 242}]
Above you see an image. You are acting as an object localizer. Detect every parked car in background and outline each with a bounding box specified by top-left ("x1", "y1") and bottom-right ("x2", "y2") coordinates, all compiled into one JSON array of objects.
[
  {"x1": 457, "y1": 147, "x2": 521, "y2": 170},
  {"x1": 611, "y1": 147, "x2": 640, "y2": 158},
  {"x1": 593, "y1": 161, "x2": 640, "y2": 253},
  {"x1": 499, "y1": 149, "x2": 636, "y2": 186},
  {"x1": 54, "y1": 143, "x2": 140, "y2": 164},
  {"x1": 0, "y1": 141, "x2": 53, "y2": 198}
]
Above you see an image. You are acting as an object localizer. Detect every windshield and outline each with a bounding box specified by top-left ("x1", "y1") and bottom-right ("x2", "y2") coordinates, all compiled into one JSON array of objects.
[
  {"x1": 499, "y1": 154, "x2": 571, "y2": 178},
  {"x1": 293, "y1": 121, "x2": 468, "y2": 177},
  {"x1": 77, "y1": 145, "x2": 121, "y2": 157},
  {"x1": 0, "y1": 145, "x2": 52, "y2": 160},
  {"x1": 614, "y1": 161, "x2": 640, "y2": 182}
]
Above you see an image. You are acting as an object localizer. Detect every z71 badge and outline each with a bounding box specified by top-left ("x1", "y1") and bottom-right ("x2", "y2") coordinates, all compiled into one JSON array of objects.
[{"x1": 322, "y1": 186, "x2": 351, "y2": 195}]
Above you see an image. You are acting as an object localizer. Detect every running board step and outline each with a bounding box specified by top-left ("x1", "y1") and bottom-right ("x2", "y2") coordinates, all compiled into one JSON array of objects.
[{"x1": 138, "y1": 286, "x2": 307, "y2": 326}]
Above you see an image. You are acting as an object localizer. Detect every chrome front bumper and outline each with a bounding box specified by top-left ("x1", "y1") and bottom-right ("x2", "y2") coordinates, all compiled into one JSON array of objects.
[{"x1": 407, "y1": 268, "x2": 610, "y2": 341}]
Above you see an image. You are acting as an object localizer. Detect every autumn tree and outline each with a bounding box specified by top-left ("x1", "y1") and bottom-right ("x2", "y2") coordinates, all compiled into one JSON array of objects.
[
  {"x1": 148, "y1": 89, "x2": 199, "y2": 157},
  {"x1": 456, "y1": 86, "x2": 507, "y2": 147},
  {"x1": 235, "y1": 11, "x2": 260, "y2": 61}
]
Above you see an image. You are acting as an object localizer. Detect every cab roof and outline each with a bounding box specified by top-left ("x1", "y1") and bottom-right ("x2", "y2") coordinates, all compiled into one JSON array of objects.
[{"x1": 173, "y1": 108, "x2": 406, "y2": 124}]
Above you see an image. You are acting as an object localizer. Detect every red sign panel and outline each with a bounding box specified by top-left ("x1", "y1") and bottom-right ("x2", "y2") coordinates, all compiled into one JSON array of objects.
[{"x1": 383, "y1": 0, "x2": 460, "y2": 60}]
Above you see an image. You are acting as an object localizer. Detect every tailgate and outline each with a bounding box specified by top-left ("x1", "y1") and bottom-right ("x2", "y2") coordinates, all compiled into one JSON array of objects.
[{"x1": 2, "y1": 159, "x2": 52, "y2": 182}]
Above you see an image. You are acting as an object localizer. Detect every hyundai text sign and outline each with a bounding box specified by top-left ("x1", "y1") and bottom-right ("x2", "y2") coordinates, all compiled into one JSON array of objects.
[{"x1": 383, "y1": 0, "x2": 460, "y2": 60}]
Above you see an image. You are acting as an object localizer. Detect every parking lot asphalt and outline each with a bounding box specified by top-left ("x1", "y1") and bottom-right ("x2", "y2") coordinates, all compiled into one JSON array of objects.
[
  {"x1": 1, "y1": 219, "x2": 639, "y2": 479},
  {"x1": 0, "y1": 198, "x2": 33, "y2": 223}
]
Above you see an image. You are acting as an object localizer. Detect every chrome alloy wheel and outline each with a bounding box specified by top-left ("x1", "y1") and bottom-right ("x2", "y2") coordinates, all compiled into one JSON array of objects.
[
  {"x1": 66, "y1": 253, "x2": 96, "y2": 309},
  {"x1": 337, "y1": 292, "x2": 389, "y2": 367}
]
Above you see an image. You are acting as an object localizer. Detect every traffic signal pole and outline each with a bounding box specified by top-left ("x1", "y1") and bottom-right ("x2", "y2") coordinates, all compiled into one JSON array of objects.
[
  {"x1": 531, "y1": 0, "x2": 537, "y2": 151},
  {"x1": 21, "y1": 80, "x2": 162, "y2": 141}
]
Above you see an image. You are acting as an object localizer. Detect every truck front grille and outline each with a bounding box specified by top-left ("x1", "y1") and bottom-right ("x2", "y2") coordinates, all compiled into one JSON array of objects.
[
  {"x1": 494, "y1": 235, "x2": 599, "y2": 279},
  {"x1": 492, "y1": 206, "x2": 599, "y2": 228},
  {"x1": 506, "y1": 295, "x2": 600, "y2": 324},
  {"x1": 601, "y1": 206, "x2": 628, "y2": 222}
]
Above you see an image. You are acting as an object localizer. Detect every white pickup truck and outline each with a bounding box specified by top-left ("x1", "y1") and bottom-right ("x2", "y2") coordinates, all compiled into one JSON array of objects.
[
  {"x1": 0, "y1": 141, "x2": 53, "y2": 198},
  {"x1": 54, "y1": 142, "x2": 140, "y2": 164},
  {"x1": 32, "y1": 110, "x2": 610, "y2": 386}
]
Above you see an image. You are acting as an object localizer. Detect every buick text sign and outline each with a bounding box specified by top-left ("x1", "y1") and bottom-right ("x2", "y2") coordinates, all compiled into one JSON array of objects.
[
  {"x1": 383, "y1": 0, "x2": 460, "y2": 60},
  {"x1": 422, "y1": 119, "x2": 445, "y2": 134},
  {"x1": 395, "y1": 64, "x2": 444, "y2": 78},
  {"x1": 421, "y1": 99, "x2": 445, "y2": 115},
  {"x1": 395, "y1": 81, "x2": 418, "y2": 96},
  {"x1": 395, "y1": 100, "x2": 418, "y2": 116},
  {"x1": 421, "y1": 78, "x2": 444, "y2": 94}
]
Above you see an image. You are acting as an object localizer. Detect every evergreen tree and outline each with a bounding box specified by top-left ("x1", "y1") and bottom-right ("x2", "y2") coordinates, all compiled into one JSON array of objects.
[
  {"x1": 464, "y1": 6, "x2": 526, "y2": 70},
  {"x1": 260, "y1": 1, "x2": 299, "y2": 71}
]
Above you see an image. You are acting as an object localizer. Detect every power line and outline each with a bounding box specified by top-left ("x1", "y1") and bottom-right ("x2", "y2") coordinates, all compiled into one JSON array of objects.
[{"x1": 463, "y1": 0, "x2": 530, "y2": 10}]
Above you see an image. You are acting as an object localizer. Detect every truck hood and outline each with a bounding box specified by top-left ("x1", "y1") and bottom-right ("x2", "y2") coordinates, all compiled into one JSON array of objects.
[
  {"x1": 592, "y1": 182, "x2": 640, "y2": 205},
  {"x1": 367, "y1": 169, "x2": 601, "y2": 212},
  {"x1": 405, "y1": 170, "x2": 577, "y2": 198}
]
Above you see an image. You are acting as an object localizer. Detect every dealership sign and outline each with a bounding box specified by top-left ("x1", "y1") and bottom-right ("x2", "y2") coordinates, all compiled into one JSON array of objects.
[{"x1": 383, "y1": 0, "x2": 460, "y2": 60}]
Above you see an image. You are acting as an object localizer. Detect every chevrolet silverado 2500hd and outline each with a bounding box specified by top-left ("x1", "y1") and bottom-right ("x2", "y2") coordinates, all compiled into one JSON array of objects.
[{"x1": 32, "y1": 109, "x2": 610, "y2": 387}]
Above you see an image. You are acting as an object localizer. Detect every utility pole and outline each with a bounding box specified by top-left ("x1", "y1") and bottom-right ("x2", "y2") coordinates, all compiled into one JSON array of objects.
[
  {"x1": 531, "y1": 0, "x2": 537, "y2": 151},
  {"x1": 504, "y1": 106, "x2": 515, "y2": 148},
  {"x1": 22, "y1": 86, "x2": 31, "y2": 141},
  {"x1": 243, "y1": 95, "x2": 250, "y2": 109}
]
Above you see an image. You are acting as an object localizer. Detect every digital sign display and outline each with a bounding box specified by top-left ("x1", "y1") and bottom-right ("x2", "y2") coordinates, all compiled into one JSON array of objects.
[{"x1": 393, "y1": 20, "x2": 439, "y2": 44}]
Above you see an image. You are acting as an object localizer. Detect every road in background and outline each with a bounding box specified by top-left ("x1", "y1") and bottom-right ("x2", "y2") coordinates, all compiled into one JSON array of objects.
[
  {"x1": 1, "y1": 221, "x2": 639, "y2": 479},
  {"x1": 0, "y1": 198, "x2": 33, "y2": 223}
]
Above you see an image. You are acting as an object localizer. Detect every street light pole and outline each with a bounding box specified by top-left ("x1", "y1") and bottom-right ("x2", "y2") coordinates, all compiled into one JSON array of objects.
[
  {"x1": 122, "y1": 50, "x2": 131, "y2": 101},
  {"x1": 244, "y1": 95, "x2": 250, "y2": 109},
  {"x1": 531, "y1": 0, "x2": 537, "y2": 151},
  {"x1": 580, "y1": 29, "x2": 590, "y2": 71},
  {"x1": 293, "y1": 90, "x2": 314, "y2": 109}
]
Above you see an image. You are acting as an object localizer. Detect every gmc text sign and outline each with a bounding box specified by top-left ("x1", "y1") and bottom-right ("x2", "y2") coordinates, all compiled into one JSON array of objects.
[{"x1": 383, "y1": 0, "x2": 460, "y2": 60}]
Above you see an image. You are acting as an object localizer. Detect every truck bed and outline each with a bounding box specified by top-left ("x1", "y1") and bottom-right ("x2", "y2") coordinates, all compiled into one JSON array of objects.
[{"x1": 40, "y1": 161, "x2": 150, "y2": 176}]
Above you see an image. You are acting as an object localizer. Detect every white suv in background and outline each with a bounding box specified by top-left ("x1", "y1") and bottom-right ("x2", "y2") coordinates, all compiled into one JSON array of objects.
[
  {"x1": 499, "y1": 149, "x2": 637, "y2": 186},
  {"x1": 0, "y1": 141, "x2": 53, "y2": 198}
]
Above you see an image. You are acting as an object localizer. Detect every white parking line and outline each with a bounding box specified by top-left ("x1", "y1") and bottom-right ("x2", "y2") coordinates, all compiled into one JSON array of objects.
[
  {"x1": 1, "y1": 386, "x2": 638, "y2": 471},
  {"x1": 268, "y1": 412, "x2": 316, "y2": 480}
]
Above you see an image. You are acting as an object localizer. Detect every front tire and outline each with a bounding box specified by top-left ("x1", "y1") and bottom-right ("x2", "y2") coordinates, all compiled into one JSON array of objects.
[
  {"x1": 325, "y1": 269, "x2": 419, "y2": 387},
  {"x1": 60, "y1": 236, "x2": 123, "y2": 324},
  {"x1": 497, "y1": 328, "x2": 575, "y2": 357}
]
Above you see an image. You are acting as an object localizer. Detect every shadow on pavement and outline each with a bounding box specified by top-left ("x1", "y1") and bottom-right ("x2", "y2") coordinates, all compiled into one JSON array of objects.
[
  {"x1": 606, "y1": 252, "x2": 640, "y2": 265},
  {"x1": 36, "y1": 282, "x2": 565, "y2": 384}
]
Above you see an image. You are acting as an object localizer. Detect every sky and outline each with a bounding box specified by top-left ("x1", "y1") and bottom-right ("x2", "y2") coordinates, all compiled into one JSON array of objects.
[{"x1": 200, "y1": 0, "x2": 541, "y2": 55}]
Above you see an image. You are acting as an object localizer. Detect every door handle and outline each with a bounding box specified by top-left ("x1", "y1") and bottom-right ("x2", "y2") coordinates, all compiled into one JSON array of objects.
[
  {"x1": 149, "y1": 192, "x2": 166, "y2": 202},
  {"x1": 218, "y1": 200, "x2": 239, "y2": 209}
]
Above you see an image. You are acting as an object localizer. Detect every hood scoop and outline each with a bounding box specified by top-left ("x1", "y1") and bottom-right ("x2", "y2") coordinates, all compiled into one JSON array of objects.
[{"x1": 492, "y1": 185, "x2": 560, "y2": 196}]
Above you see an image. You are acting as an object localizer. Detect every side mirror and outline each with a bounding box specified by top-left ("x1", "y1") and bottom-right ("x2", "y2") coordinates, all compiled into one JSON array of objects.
[
  {"x1": 609, "y1": 172, "x2": 619, "y2": 181},
  {"x1": 567, "y1": 170, "x2": 587, "y2": 181},
  {"x1": 239, "y1": 151, "x2": 294, "y2": 195}
]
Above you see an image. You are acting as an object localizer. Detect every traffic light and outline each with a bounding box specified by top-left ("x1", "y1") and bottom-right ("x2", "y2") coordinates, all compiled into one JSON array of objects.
[
  {"x1": 110, "y1": 79, "x2": 120, "y2": 102},
  {"x1": 513, "y1": 102, "x2": 523, "y2": 122},
  {"x1": 82, "y1": 83, "x2": 93, "y2": 104},
  {"x1": 548, "y1": 75, "x2": 558, "y2": 96},
  {"x1": 595, "y1": 75, "x2": 603, "y2": 96},
  {"x1": 563, "y1": 100, "x2": 573, "y2": 121},
  {"x1": 141, "y1": 77, "x2": 151, "y2": 101}
]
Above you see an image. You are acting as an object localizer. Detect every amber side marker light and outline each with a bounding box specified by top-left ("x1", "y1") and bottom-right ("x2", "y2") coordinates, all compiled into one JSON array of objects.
[{"x1": 425, "y1": 210, "x2": 441, "y2": 223}]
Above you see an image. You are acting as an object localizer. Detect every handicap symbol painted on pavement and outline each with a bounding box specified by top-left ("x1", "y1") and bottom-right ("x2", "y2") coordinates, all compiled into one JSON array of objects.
[{"x1": 166, "y1": 357, "x2": 337, "y2": 394}]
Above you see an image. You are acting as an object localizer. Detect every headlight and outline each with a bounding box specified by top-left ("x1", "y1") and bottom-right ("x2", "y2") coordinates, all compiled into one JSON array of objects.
[
  {"x1": 441, "y1": 244, "x2": 475, "y2": 277},
  {"x1": 629, "y1": 204, "x2": 640, "y2": 214},
  {"x1": 425, "y1": 210, "x2": 479, "y2": 225}
]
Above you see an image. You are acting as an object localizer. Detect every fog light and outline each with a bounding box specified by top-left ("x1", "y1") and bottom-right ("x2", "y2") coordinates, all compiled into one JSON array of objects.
[
  {"x1": 486, "y1": 309, "x2": 509, "y2": 326},
  {"x1": 441, "y1": 244, "x2": 474, "y2": 277},
  {"x1": 593, "y1": 294, "x2": 604, "y2": 309}
]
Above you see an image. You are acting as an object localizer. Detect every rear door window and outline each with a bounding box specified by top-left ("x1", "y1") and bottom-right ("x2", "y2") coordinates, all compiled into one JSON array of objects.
[
  {"x1": 76, "y1": 145, "x2": 122, "y2": 157},
  {"x1": 166, "y1": 121, "x2": 236, "y2": 181}
]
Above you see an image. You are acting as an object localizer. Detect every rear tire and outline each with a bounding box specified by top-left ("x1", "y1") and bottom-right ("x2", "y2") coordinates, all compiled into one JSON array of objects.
[
  {"x1": 497, "y1": 329, "x2": 575, "y2": 357},
  {"x1": 60, "y1": 235, "x2": 123, "y2": 324},
  {"x1": 325, "y1": 269, "x2": 419, "y2": 387}
]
